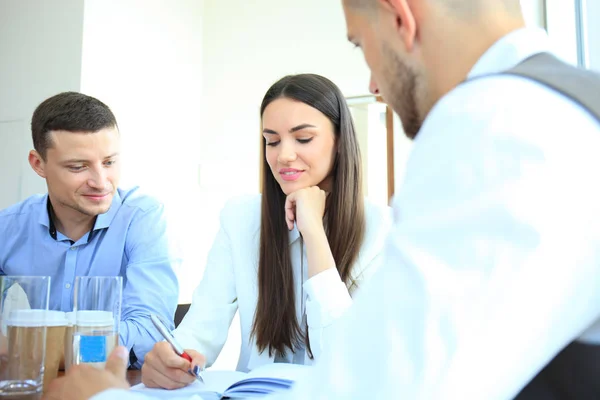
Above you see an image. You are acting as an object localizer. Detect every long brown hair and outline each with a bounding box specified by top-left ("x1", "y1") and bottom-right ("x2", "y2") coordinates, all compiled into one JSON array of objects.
[{"x1": 252, "y1": 74, "x2": 366, "y2": 358}]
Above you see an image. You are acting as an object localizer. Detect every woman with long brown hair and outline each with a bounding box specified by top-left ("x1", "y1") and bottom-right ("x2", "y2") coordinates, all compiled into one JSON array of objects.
[{"x1": 141, "y1": 73, "x2": 391, "y2": 389}]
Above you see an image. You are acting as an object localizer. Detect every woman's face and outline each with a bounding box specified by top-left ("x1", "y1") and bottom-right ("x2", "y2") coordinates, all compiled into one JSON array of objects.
[{"x1": 262, "y1": 98, "x2": 337, "y2": 195}]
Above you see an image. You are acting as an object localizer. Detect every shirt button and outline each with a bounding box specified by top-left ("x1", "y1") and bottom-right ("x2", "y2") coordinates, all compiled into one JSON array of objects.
[
  {"x1": 70, "y1": 247, "x2": 76, "y2": 251},
  {"x1": 65, "y1": 283, "x2": 71, "y2": 289}
]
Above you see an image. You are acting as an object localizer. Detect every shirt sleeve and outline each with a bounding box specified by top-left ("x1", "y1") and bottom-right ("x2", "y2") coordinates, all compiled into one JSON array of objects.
[
  {"x1": 304, "y1": 205, "x2": 391, "y2": 361},
  {"x1": 171, "y1": 201, "x2": 238, "y2": 367},
  {"x1": 304, "y1": 268, "x2": 352, "y2": 328},
  {"x1": 120, "y1": 203, "x2": 180, "y2": 368},
  {"x1": 303, "y1": 268, "x2": 351, "y2": 361}
]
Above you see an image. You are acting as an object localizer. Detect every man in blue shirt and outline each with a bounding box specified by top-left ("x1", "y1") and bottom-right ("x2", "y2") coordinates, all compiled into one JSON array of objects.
[{"x1": 0, "y1": 91, "x2": 179, "y2": 368}]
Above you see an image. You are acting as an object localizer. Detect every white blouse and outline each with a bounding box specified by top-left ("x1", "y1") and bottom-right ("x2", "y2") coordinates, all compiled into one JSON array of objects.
[{"x1": 173, "y1": 194, "x2": 392, "y2": 371}]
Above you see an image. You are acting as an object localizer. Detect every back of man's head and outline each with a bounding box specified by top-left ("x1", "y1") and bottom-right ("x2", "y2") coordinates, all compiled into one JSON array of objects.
[
  {"x1": 345, "y1": 0, "x2": 522, "y2": 18},
  {"x1": 342, "y1": 0, "x2": 526, "y2": 138},
  {"x1": 31, "y1": 92, "x2": 117, "y2": 161}
]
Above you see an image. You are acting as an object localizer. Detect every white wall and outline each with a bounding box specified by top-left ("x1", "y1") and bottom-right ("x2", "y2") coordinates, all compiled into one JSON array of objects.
[
  {"x1": 201, "y1": 0, "x2": 371, "y2": 197},
  {"x1": 80, "y1": 0, "x2": 204, "y2": 303},
  {"x1": 81, "y1": 0, "x2": 203, "y2": 193},
  {"x1": 0, "y1": 0, "x2": 85, "y2": 209}
]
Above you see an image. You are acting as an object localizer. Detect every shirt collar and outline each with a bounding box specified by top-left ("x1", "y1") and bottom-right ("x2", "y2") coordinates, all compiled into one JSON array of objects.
[
  {"x1": 38, "y1": 194, "x2": 51, "y2": 228},
  {"x1": 37, "y1": 195, "x2": 58, "y2": 239},
  {"x1": 38, "y1": 190, "x2": 123, "y2": 241},
  {"x1": 94, "y1": 189, "x2": 122, "y2": 230},
  {"x1": 468, "y1": 28, "x2": 553, "y2": 79}
]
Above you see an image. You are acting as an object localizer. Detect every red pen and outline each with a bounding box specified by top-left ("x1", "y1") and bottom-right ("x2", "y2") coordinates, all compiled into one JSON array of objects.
[{"x1": 150, "y1": 314, "x2": 203, "y2": 381}]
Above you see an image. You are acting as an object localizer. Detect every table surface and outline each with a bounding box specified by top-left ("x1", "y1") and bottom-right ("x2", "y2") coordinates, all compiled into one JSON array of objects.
[
  {"x1": 127, "y1": 370, "x2": 143, "y2": 386},
  {"x1": 57, "y1": 369, "x2": 143, "y2": 386}
]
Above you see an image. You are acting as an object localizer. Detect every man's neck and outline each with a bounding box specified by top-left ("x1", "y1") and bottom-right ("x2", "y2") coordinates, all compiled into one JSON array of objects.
[{"x1": 48, "y1": 198, "x2": 96, "y2": 243}]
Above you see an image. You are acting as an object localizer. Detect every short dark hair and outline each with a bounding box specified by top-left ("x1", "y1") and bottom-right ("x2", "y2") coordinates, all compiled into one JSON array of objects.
[{"x1": 31, "y1": 92, "x2": 117, "y2": 160}]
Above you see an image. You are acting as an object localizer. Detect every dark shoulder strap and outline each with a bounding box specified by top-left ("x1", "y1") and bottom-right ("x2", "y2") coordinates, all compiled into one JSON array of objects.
[
  {"x1": 504, "y1": 53, "x2": 600, "y2": 123},
  {"x1": 467, "y1": 52, "x2": 600, "y2": 124}
]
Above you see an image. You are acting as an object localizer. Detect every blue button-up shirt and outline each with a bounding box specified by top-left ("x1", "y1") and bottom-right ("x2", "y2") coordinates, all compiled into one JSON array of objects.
[{"x1": 0, "y1": 186, "x2": 179, "y2": 367}]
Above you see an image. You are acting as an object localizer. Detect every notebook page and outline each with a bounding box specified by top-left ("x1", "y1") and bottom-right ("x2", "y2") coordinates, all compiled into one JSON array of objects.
[
  {"x1": 246, "y1": 362, "x2": 311, "y2": 381},
  {"x1": 131, "y1": 370, "x2": 247, "y2": 398},
  {"x1": 222, "y1": 364, "x2": 310, "y2": 398}
]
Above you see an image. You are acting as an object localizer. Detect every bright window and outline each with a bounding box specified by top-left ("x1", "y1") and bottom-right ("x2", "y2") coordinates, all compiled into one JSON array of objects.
[{"x1": 545, "y1": 0, "x2": 599, "y2": 71}]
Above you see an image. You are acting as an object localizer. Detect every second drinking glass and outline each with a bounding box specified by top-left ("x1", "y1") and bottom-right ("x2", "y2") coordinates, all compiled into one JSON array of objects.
[{"x1": 70, "y1": 276, "x2": 122, "y2": 369}]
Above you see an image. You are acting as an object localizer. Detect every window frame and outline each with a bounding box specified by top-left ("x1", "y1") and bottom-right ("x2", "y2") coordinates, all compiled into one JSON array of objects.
[{"x1": 545, "y1": 0, "x2": 597, "y2": 70}]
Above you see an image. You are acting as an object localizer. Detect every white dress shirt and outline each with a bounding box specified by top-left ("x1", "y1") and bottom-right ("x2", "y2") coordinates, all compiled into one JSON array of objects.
[
  {"x1": 92, "y1": 27, "x2": 600, "y2": 400},
  {"x1": 271, "y1": 27, "x2": 600, "y2": 400}
]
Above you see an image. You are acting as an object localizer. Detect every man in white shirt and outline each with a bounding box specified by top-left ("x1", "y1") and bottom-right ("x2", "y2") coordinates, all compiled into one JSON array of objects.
[{"x1": 47, "y1": 0, "x2": 600, "y2": 399}]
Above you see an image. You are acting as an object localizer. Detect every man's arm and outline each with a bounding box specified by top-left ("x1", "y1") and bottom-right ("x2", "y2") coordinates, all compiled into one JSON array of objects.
[{"x1": 120, "y1": 202, "x2": 180, "y2": 368}]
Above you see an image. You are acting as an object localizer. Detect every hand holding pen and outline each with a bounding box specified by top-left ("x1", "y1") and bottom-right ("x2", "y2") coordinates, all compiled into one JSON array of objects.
[{"x1": 141, "y1": 314, "x2": 207, "y2": 390}]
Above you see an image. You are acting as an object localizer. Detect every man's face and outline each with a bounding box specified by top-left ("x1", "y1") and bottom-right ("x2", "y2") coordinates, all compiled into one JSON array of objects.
[
  {"x1": 343, "y1": 1, "x2": 426, "y2": 139},
  {"x1": 32, "y1": 127, "x2": 121, "y2": 219}
]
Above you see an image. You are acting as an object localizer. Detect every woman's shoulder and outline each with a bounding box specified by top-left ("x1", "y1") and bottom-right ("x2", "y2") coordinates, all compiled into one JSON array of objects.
[
  {"x1": 218, "y1": 194, "x2": 262, "y2": 231},
  {"x1": 222, "y1": 194, "x2": 262, "y2": 212}
]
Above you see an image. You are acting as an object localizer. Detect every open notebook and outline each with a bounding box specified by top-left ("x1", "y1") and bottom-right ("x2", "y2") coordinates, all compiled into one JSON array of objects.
[{"x1": 132, "y1": 363, "x2": 309, "y2": 399}]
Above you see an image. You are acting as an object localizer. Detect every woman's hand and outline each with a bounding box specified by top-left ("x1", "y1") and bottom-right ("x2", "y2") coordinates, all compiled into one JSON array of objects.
[
  {"x1": 141, "y1": 341, "x2": 206, "y2": 390},
  {"x1": 285, "y1": 187, "x2": 336, "y2": 277},
  {"x1": 284, "y1": 186, "x2": 327, "y2": 237}
]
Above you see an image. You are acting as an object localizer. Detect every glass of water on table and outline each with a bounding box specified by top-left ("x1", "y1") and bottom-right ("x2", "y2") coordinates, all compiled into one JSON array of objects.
[
  {"x1": 70, "y1": 276, "x2": 122, "y2": 369},
  {"x1": 0, "y1": 276, "x2": 50, "y2": 400}
]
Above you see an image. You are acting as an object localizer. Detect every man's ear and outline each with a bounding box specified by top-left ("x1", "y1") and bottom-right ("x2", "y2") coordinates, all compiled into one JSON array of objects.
[
  {"x1": 28, "y1": 150, "x2": 47, "y2": 178},
  {"x1": 379, "y1": 0, "x2": 417, "y2": 52}
]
